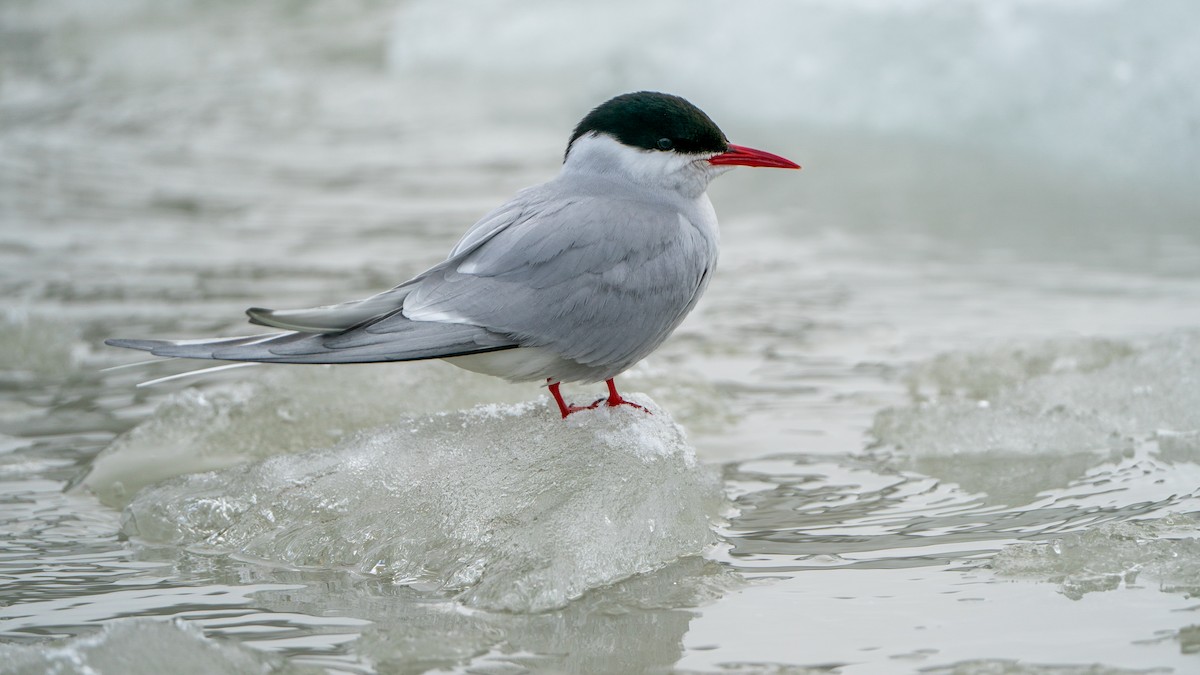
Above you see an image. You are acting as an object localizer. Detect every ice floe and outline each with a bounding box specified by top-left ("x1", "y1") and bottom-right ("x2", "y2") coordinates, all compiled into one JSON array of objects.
[
  {"x1": 0, "y1": 619, "x2": 316, "y2": 675},
  {"x1": 118, "y1": 394, "x2": 724, "y2": 612},
  {"x1": 993, "y1": 515, "x2": 1200, "y2": 600}
]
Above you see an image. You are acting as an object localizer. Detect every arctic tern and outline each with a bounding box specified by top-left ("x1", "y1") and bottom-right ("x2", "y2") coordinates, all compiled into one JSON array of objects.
[{"x1": 107, "y1": 91, "x2": 800, "y2": 418}]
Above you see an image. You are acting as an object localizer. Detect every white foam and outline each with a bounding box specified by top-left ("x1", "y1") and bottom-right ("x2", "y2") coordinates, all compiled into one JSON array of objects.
[{"x1": 120, "y1": 394, "x2": 724, "y2": 612}]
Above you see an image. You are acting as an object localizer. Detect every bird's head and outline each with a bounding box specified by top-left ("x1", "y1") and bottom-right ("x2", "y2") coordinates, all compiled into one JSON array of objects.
[{"x1": 563, "y1": 91, "x2": 799, "y2": 197}]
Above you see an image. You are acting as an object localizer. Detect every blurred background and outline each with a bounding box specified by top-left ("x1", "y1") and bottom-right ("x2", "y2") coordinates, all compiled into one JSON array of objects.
[{"x1": 2, "y1": 0, "x2": 1199, "y2": 672}]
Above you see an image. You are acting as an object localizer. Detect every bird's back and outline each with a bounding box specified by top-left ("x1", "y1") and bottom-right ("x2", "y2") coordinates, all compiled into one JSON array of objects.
[{"x1": 399, "y1": 173, "x2": 720, "y2": 380}]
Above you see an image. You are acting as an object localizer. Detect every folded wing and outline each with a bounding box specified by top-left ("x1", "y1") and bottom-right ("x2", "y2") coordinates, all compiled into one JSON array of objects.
[
  {"x1": 243, "y1": 198, "x2": 535, "y2": 333},
  {"x1": 105, "y1": 319, "x2": 515, "y2": 364},
  {"x1": 401, "y1": 192, "x2": 715, "y2": 375},
  {"x1": 107, "y1": 183, "x2": 715, "y2": 377}
]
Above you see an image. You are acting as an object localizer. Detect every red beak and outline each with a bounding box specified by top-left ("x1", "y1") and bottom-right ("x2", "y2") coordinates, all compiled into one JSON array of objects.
[{"x1": 708, "y1": 144, "x2": 801, "y2": 170}]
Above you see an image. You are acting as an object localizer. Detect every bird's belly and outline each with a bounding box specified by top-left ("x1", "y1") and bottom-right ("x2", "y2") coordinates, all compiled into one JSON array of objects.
[{"x1": 445, "y1": 347, "x2": 602, "y2": 383}]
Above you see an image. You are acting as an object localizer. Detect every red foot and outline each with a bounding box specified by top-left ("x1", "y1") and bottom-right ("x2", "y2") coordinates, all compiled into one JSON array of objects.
[
  {"x1": 601, "y1": 378, "x2": 649, "y2": 414},
  {"x1": 547, "y1": 378, "x2": 650, "y2": 419},
  {"x1": 548, "y1": 380, "x2": 590, "y2": 418}
]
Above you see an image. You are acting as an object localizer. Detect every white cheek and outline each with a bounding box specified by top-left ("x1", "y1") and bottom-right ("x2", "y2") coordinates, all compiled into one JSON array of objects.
[
  {"x1": 612, "y1": 145, "x2": 688, "y2": 177},
  {"x1": 563, "y1": 134, "x2": 721, "y2": 197}
]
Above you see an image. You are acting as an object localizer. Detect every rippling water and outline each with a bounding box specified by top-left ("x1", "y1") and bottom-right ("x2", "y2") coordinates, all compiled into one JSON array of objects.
[{"x1": 2, "y1": 1, "x2": 1199, "y2": 673}]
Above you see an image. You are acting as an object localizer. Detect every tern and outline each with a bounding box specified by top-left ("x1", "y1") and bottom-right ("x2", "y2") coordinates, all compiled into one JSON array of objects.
[{"x1": 107, "y1": 91, "x2": 800, "y2": 418}]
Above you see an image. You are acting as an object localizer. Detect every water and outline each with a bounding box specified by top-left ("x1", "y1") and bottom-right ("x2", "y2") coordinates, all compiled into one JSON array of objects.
[{"x1": 2, "y1": 0, "x2": 1199, "y2": 672}]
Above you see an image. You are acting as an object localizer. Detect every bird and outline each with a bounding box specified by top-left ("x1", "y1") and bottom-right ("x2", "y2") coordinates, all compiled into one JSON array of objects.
[{"x1": 107, "y1": 91, "x2": 800, "y2": 418}]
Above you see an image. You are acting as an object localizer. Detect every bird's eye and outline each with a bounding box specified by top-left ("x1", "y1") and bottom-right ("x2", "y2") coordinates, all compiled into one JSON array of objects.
[{"x1": 656, "y1": 138, "x2": 674, "y2": 151}]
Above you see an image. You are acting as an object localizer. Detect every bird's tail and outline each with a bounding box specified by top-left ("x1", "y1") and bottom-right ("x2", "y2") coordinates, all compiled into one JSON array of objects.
[{"x1": 105, "y1": 318, "x2": 516, "y2": 365}]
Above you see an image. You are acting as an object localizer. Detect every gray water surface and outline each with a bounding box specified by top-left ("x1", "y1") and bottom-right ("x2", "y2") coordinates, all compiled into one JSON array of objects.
[{"x1": 2, "y1": 1, "x2": 1199, "y2": 673}]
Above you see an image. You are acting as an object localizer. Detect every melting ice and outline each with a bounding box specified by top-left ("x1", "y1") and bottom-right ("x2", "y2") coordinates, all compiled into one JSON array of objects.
[
  {"x1": 0, "y1": 619, "x2": 316, "y2": 675},
  {"x1": 94, "y1": 380, "x2": 724, "y2": 613}
]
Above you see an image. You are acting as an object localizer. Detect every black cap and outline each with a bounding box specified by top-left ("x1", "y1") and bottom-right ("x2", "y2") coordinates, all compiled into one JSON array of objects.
[{"x1": 566, "y1": 91, "x2": 729, "y2": 161}]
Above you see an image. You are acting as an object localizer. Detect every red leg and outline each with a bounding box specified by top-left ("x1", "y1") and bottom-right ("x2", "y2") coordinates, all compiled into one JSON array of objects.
[
  {"x1": 602, "y1": 378, "x2": 650, "y2": 414},
  {"x1": 548, "y1": 379, "x2": 592, "y2": 418},
  {"x1": 548, "y1": 378, "x2": 650, "y2": 418}
]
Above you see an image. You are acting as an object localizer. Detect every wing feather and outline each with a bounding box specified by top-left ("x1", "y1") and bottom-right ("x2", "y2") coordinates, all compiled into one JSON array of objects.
[
  {"x1": 402, "y1": 192, "x2": 717, "y2": 374},
  {"x1": 105, "y1": 319, "x2": 514, "y2": 364},
  {"x1": 243, "y1": 196, "x2": 542, "y2": 334}
]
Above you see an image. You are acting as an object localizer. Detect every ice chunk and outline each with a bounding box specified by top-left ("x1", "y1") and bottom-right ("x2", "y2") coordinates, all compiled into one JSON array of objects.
[
  {"x1": 82, "y1": 361, "x2": 724, "y2": 508},
  {"x1": 923, "y1": 659, "x2": 1166, "y2": 675},
  {"x1": 993, "y1": 515, "x2": 1200, "y2": 600},
  {"x1": 1155, "y1": 429, "x2": 1200, "y2": 464},
  {"x1": 869, "y1": 333, "x2": 1200, "y2": 503},
  {"x1": 0, "y1": 618, "x2": 316, "y2": 675},
  {"x1": 899, "y1": 338, "x2": 1135, "y2": 402},
  {"x1": 121, "y1": 395, "x2": 724, "y2": 612},
  {"x1": 873, "y1": 333, "x2": 1200, "y2": 458},
  {"x1": 0, "y1": 313, "x2": 86, "y2": 383},
  {"x1": 80, "y1": 362, "x2": 530, "y2": 507}
]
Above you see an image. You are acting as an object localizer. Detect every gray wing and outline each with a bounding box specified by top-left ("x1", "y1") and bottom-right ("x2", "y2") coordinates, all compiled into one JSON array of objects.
[
  {"x1": 105, "y1": 319, "x2": 514, "y2": 363},
  {"x1": 245, "y1": 196, "x2": 536, "y2": 333},
  {"x1": 399, "y1": 192, "x2": 716, "y2": 373},
  {"x1": 107, "y1": 185, "x2": 715, "y2": 373},
  {"x1": 105, "y1": 194, "x2": 544, "y2": 363}
]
